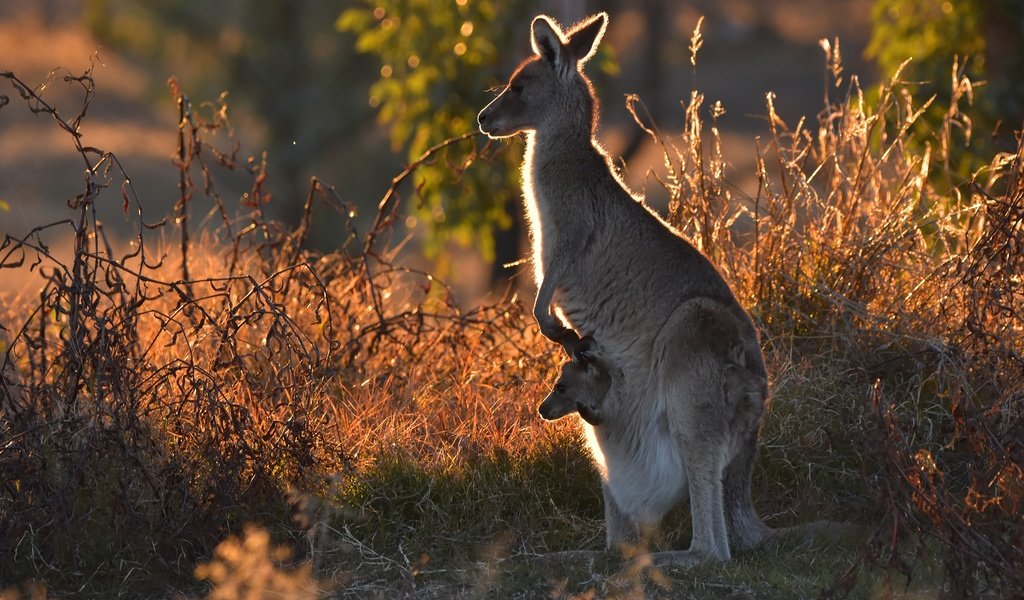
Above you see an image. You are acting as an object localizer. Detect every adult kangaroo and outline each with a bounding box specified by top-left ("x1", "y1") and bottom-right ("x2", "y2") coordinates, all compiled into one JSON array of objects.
[{"x1": 477, "y1": 12, "x2": 771, "y2": 562}]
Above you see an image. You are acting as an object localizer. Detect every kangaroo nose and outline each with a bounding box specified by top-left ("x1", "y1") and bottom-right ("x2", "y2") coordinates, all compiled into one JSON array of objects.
[{"x1": 477, "y1": 108, "x2": 490, "y2": 131}]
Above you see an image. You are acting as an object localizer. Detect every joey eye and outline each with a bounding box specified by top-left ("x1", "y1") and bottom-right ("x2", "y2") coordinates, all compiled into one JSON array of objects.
[
  {"x1": 509, "y1": 84, "x2": 524, "y2": 95},
  {"x1": 554, "y1": 384, "x2": 566, "y2": 394}
]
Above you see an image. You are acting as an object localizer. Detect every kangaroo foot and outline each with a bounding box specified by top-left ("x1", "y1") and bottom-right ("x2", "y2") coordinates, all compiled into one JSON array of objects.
[{"x1": 621, "y1": 549, "x2": 704, "y2": 574}]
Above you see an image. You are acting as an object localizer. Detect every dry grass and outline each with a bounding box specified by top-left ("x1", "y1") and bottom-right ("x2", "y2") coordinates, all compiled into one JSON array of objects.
[{"x1": 2, "y1": 37, "x2": 1023, "y2": 599}]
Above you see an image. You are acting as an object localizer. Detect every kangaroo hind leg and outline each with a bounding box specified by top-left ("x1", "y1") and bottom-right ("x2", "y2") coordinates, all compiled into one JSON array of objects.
[
  {"x1": 659, "y1": 300, "x2": 753, "y2": 561},
  {"x1": 723, "y1": 426, "x2": 771, "y2": 550},
  {"x1": 665, "y1": 370, "x2": 732, "y2": 561},
  {"x1": 602, "y1": 480, "x2": 640, "y2": 551},
  {"x1": 679, "y1": 428, "x2": 730, "y2": 560},
  {"x1": 723, "y1": 361, "x2": 771, "y2": 550}
]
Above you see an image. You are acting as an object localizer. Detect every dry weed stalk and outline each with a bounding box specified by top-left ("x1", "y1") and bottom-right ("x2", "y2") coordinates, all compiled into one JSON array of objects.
[{"x1": 637, "y1": 47, "x2": 1023, "y2": 596}]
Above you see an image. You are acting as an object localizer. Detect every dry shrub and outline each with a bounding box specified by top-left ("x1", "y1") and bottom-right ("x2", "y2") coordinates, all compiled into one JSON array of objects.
[
  {"x1": 0, "y1": 67, "x2": 563, "y2": 595},
  {"x1": 0, "y1": 68, "x2": 344, "y2": 592}
]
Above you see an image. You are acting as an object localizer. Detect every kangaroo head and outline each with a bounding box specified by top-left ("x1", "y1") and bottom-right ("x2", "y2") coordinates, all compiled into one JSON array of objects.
[
  {"x1": 478, "y1": 12, "x2": 608, "y2": 138},
  {"x1": 538, "y1": 337, "x2": 613, "y2": 425},
  {"x1": 538, "y1": 360, "x2": 602, "y2": 424}
]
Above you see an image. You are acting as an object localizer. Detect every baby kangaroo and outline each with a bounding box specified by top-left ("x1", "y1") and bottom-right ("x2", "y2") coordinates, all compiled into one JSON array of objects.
[
  {"x1": 538, "y1": 336, "x2": 614, "y2": 426},
  {"x1": 539, "y1": 337, "x2": 763, "y2": 432}
]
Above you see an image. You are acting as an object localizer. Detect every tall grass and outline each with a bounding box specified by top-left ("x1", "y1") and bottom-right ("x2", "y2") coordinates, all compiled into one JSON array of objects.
[{"x1": 1, "y1": 38, "x2": 1022, "y2": 598}]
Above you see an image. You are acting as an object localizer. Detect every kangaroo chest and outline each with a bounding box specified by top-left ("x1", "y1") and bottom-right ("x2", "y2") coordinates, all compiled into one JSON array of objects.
[
  {"x1": 523, "y1": 134, "x2": 602, "y2": 277},
  {"x1": 525, "y1": 171, "x2": 566, "y2": 276}
]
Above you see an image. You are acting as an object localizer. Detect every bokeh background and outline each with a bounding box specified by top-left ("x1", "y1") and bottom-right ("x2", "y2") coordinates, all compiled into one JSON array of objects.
[{"x1": 2, "y1": 0, "x2": 1020, "y2": 302}]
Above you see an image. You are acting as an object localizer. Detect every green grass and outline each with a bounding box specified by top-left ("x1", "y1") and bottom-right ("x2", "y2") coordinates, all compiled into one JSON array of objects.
[{"x1": 283, "y1": 433, "x2": 941, "y2": 599}]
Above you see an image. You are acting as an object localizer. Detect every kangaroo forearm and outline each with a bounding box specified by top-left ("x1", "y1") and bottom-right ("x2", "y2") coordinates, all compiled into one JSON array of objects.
[
  {"x1": 533, "y1": 300, "x2": 562, "y2": 336},
  {"x1": 533, "y1": 268, "x2": 562, "y2": 334},
  {"x1": 536, "y1": 308, "x2": 581, "y2": 352},
  {"x1": 534, "y1": 271, "x2": 581, "y2": 354}
]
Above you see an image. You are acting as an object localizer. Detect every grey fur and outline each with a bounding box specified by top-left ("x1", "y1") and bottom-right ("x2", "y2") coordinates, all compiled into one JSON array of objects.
[{"x1": 478, "y1": 12, "x2": 771, "y2": 561}]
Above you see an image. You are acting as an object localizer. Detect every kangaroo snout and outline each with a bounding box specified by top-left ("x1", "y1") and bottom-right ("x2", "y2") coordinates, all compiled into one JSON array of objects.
[
  {"x1": 537, "y1": 390, "x2": 604, "y2": 425},
  {"x1": 476, "y1": 106, "x2": 493, "y2": 134},
  {"x1": 477, "y1": 98, "x2": 516, "y2": 138},
  {"x1": 477, "y1": 106, "x2": 497, "y2": 137},
  {"x1": 538, "y1": 390, "x2": 574, "y2": 421}
]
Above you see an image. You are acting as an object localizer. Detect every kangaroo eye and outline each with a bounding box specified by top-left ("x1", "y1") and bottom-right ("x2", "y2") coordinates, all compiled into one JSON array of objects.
[
  {"x1": 554, "y1": 384, "x2": 566, "y2": 394},
  {"x1": 509, "y1": 84, "x2": 524, "y2": 95}
]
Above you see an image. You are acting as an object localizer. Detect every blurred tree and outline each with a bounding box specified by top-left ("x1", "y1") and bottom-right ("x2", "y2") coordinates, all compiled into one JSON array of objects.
[
  {"x1": 339, "y1": 0, "x2": 616, "y2": 282},
  {"x1": 868, "y1": 0, "x2": 1024, "y2": 179},
  {"x1": 338, "y1": 0, "x2": 530, "y2": 274},
  {"x1": 83, "y1": 0, "x2": 379, "y2": 224}
]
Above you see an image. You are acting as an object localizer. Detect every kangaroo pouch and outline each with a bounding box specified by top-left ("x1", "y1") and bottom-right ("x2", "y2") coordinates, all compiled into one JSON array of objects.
[{"x1": 588, "y1": 410, "x2": 688, "y2": 526}]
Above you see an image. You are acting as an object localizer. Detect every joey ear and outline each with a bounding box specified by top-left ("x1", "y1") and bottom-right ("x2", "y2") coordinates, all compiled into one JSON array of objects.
[
  {"x1": 573, "y1": 336, "x2": 596, "y2": 365},
  {"x1": 566, "y1": 12, "x2": 608, "y2": 66},
  {"x1": 531, "y1": 15, "x2": 566, "y2": 66},
  {"x1": 579, "y1": 349, "x2": 612, "y2": 373}
]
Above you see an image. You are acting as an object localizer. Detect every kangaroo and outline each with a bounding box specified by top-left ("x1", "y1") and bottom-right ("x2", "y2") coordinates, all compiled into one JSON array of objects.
[
  {"x1": 538, "y1": 336, "x2": 615, "y2": 426},
  {"x1": 478, "y1": 13, "x2": 772, "y2": 562}
]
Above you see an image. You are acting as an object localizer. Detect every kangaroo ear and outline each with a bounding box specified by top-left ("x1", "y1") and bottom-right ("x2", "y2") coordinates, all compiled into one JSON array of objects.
[
  {"x1": 576, "y1": 335, "x2": 596, "y2": 354},
  {"x1": 580, "y1": 350, "x2": 610, "y2": 370},
  {"x1": 573, "y1": 336, "x2": 596, "y2": 365},
  {"x1": 531, "y1": 15, "x2": 566, "y2": 66},
  {"x1": 578, "y1": 345, "x2": 613, "y2": 373},
  {"x1": 566, "y1": 12, "x2": 608, "y2": 67}
]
